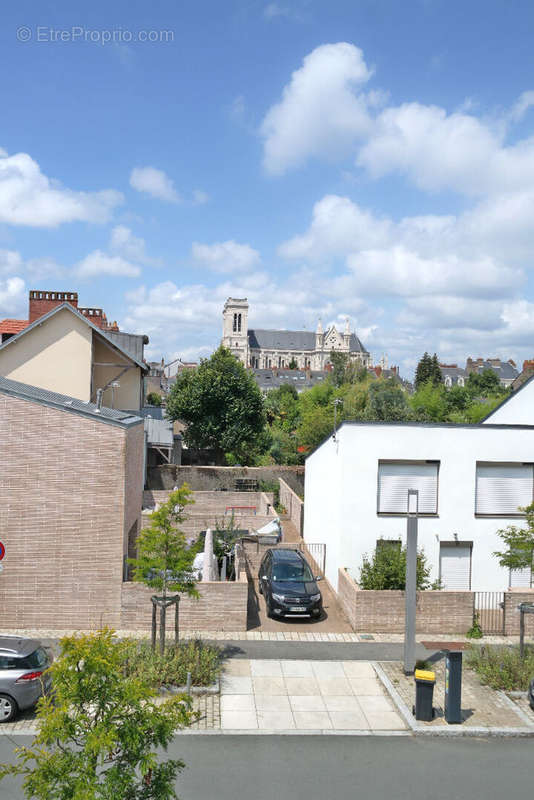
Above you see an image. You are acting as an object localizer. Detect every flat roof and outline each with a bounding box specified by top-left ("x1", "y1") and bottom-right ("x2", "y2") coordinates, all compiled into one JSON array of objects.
[{"x1": 0, "y1": 375, "x2": 143, "y2": 429}]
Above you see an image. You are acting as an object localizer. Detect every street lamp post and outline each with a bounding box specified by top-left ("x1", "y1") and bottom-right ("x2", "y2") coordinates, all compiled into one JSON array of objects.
[{"x1": 404, "y1": 489, "x2": 419, "y2": 675}]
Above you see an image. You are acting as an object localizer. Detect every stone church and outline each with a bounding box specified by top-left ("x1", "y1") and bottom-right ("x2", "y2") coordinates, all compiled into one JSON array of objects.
[{"x1": 222, "y1": 297, "x2": 371, "y2": 371}]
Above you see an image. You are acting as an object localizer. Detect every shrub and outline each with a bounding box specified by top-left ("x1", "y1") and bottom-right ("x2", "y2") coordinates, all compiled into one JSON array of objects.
[
  {"x1": 359, "y1": 543, "x2": 432, "y2": 590},
  {"x1": 124, "y1": 639, "x2": 222, "y2": 689},
  {"x1": 466, "y1": 644, "x2": 534, "y2": 691},
  {"x1": 466, "y1": 613, "x2": 483, "y2": 639}
]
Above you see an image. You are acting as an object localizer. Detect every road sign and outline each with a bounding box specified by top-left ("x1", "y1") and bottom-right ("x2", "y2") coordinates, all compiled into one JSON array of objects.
[{"x1": 0, "y1": 542, "x2": 4, "y2": 561}]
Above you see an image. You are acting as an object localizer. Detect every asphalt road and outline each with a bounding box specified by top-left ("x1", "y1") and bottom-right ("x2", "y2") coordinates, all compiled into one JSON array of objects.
[
  {"x1": 214, "y1": 640, "x2": 441, "y2": 662},
  {"x1": 0, "y1": 734, "x2": 531, "y2": 800}
]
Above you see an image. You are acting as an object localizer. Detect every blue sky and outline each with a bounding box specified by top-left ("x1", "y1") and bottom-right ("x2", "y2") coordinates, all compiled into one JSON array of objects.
[{"x1": 1, "y1": 0, "x2": 534, "y2": 374}]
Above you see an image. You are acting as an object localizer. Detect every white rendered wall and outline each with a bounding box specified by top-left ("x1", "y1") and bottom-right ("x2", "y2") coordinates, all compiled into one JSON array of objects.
[
  {"x1": 304, "y1": 422, "x2": 534, "y2": 592},
  {"x1": 482, "y1": 378, "x2": 534, "y2": 425}
]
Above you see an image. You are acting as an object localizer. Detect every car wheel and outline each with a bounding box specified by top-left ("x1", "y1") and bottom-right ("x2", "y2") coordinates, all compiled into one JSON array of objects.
[
  {"x1": 0, "y1": 694, "x2": 18, "y2": 724},
  {"x1": 265, "y1": 599, "x2": 273, "y2": 619},
  {"x1": 258, "y1": 582, "x2": 263, "y2": 595}
]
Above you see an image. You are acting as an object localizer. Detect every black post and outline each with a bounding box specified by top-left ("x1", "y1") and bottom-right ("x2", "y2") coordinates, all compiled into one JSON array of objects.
[
  {"x1": 159, "y1": 603, "x2": 166, "y2": 655},
  {"x1": 174, "y1": 597, "x2": 179, "y2": 644},
  {"x1": 151, "y1": 598, "x2": 157, "y2": 652},
  {"x1": 520, "y1": 605, "x2": 525, "y2": 659},
  {"x1": 444, "y1": 650, "x2": 463, "y2": 724}
]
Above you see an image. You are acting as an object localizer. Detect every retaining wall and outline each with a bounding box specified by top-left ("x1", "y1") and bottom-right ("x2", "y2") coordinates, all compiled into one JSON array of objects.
[
  {"x1": 337, "y1": 568, "x2": 474, "y2": 634},
  {"x1": 503, "y1": 590, "x2": 534, "y2": 635},
  {"x1": 279, "y1": 478, "x2": 304, "y2": 536},
  {"x1": 147, "y1": 465, "x2": 305, "y2": 495}
]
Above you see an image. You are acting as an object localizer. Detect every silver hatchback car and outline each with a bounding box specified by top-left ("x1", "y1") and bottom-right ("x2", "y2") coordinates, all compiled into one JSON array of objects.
[{"x1": 0, "y1": 637, "x2": 52, "y2": 723}]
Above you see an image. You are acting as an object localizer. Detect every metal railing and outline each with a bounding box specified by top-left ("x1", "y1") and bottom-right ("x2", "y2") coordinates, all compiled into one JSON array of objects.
[{"x1": 475, "y1": 591, "x2": 505, "y2": 634}]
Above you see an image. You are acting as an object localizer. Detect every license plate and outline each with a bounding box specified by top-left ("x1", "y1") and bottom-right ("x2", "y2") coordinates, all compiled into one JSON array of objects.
[{"x1": 289, "y1": 606, "x2": 306, "y2": 612}]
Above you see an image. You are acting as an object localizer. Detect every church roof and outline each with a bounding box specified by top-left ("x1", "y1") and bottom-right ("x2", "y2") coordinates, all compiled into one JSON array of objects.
[{"x1": 248, "y1": 329, "x2": 368, "y2": 354}]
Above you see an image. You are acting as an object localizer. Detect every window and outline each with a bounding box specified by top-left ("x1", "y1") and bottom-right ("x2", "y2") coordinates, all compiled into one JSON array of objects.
[
  {"x1": 377, "y1": 461, "x2": 439, "y2": 514},
  {"x1": 509, "y1": 564, "x2": 533, "y2": 588},
  {"x1": 475, "y1": 463, "x2": 534, "y2": 516}
]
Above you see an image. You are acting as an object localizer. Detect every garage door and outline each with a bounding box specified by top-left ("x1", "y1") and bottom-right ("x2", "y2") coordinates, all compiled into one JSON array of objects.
[{"x1": 440, "y1": 544, "x2": 472, "y2": 590}]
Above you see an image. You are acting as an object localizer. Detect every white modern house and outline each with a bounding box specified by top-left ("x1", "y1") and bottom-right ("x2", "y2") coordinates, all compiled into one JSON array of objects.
[{"x1": 304, "y1": 376, "x2": 534, "y2": 593}]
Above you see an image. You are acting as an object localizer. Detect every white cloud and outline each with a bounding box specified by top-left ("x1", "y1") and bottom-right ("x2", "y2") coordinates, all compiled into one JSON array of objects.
[
  {"x1": 191, "y1": 240, "x2": 261, "y2": 274},
  {"x1": 75, "y1": 250, "x2": 141, "y2": 279},
  {"x1": 109, "y1": 225, "x2": 160, "y2": 266},
  {"x1": 0, "y1": 249, "x2": 23, "y2": 276},
  {"x1": 129, "y1": 166, "x2": 180, "y2": 203},
  {"x1": 0, "y1": 276, "x2": 25, "y2": 315},
  {"x1": 0, "y1": 150, "x2": 123, "y2": 228},
  {"x1": 260, "y1": 43, "x2": 373, "y2": 175},
  {"x1": 263, "y1": 3, "x2": 290, "y2": 19}
]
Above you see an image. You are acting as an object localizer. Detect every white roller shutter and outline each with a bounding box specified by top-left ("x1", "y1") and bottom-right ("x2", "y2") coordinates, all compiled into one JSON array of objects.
[
  {"x1": 378, "y1": 462, "x2": 438, "y2": 514},
  {"x1": 440, "y1": 545, "x2": 472, "y2": 590},
  {"x1": 510, "y1": 566, "x2": 533, "y2": 588},
  {"x1": 475, "y1": 464, "x2": 533, "y2": 515}
]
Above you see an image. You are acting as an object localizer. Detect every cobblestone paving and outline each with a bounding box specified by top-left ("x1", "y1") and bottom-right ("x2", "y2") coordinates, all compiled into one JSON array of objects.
[
  {"x1": 0, "y1": 694, "x2": 220, "y2": 735},
  {"x1": 3, "y1": 629, "x2": 532, "y2": 644},
  {"x1": 381, "y1": 659, "x2": 528, "y2": 728}
]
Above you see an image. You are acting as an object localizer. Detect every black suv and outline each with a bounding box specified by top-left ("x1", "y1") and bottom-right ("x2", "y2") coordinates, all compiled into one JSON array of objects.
[{"x1": 258, "y1": 548, "x2": 323, "y2": 619}]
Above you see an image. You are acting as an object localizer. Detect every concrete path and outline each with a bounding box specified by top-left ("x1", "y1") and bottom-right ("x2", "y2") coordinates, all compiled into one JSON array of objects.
[{"x1": 220, "y1": 659, "x2": 406, "y2": 732}]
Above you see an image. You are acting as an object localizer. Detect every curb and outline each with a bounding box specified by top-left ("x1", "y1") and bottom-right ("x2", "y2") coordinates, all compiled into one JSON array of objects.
[
  {"x1": 372, "y1": 662, "x2": 534, "y2": 738},
  {"x1": 159, "y1": 678, "x2": 220, "y2": 696}
]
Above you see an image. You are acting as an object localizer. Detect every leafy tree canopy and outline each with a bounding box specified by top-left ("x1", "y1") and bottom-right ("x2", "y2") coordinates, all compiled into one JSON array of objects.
[
  {"x1": 146, "y1": 392, "x2": 163, "y2": 407},
  {"x1": 0, "y1": 629, "x2": 194, "y2": 800},
  {"x1": 165, "y1": 346, "x2": 266, "y2": 464},
  {"x1": 493, "y1": 502, "x2": 534, "y2": 571}
]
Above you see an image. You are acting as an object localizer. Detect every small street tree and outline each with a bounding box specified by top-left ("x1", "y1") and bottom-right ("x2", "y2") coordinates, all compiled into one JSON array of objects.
[
  {"x1": 0, "y1": 628, "x2": 194, "y2": 800},
  {"x1": 493, "y1": 502, "x2": 534, "y2": 571},
  {"x1": 165, "y1": 346, "x2": 267, "y2": 464},
  {"x1": 129, "y1": 485, "x2": 198, "y2": 653}
]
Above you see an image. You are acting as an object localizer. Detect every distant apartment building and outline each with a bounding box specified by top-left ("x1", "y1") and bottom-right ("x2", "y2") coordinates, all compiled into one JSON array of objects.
[{"x1": 0, "y1": 290, "x2": 149, "y2": 411}]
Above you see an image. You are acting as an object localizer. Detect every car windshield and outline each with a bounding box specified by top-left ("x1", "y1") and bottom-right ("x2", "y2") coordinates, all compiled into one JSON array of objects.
[{"x1": 272, "y1": 561, "x2": 314, "y2": 582}]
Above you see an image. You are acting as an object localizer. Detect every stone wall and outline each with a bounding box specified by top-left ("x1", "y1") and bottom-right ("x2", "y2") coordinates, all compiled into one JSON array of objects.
[
  {"x1": 120, "y1": 577, "x2": 248, "y2": 632},
  {"x1": 0, "y1": 391, "x2": 144, "y2": 630},
  {"x1": 337, "y1": 568, "x2": 474, "y2": 634},
  {"x1": 147, "y1": 465, "x2": 305, "y2": 495},
  {"x1": 279, "y1": 478, "x2": 304, "y2": 536},
  {"x1": 503, "y1": 590, "x2": 534, "y2": 635}
]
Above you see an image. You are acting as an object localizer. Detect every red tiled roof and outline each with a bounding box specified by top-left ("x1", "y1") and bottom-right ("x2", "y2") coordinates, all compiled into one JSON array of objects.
[{"x1": 0, "y1": 319, "x2": 28, "y2": 335}]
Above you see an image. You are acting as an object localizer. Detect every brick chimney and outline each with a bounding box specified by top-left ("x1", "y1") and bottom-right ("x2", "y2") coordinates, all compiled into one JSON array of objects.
[
  {"x1": 523, "y1": 359, "x2": 534, "y2": 373},
  {"x1": 29, "y1": 290, "x2": 78, "y2": 324}
]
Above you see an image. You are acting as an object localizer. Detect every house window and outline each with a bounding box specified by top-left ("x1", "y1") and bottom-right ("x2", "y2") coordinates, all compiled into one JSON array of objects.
[
  {"x1": 509, "y1": 561, "x2": 533, "y2": 588},
  {"x1": 475, "y1": 463, "x2": 534, "y2": 516},
  {"x1": 458, "y1": 377, "x2": 464, "y2": 387},
  {"x1": 445, "y1": 376, "x2": 452, "y2": 387},
  {"x1": 377, "y1": 461, "x2": 439, "y2": 514},
  {"x1": 439, "y1": 542, "x2": 472, "y2": 590}
]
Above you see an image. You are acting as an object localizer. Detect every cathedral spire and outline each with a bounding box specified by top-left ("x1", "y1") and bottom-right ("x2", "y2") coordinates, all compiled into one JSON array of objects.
[
  {"x1": 316, "y1": 318, "x2": 323, "y2": 334},
  {"x1": 344, "y1": 317, "x2": 350, "y2": 335}
]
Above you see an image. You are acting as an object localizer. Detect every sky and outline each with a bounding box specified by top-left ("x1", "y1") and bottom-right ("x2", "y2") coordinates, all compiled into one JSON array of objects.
[{"x1": 1, "y1": 0, "x2": 534, "y2": 375}]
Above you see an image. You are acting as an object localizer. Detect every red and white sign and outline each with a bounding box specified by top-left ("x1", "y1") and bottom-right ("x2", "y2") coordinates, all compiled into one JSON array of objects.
[{"x1": 0, "y1": 542, "x2": 5, "y2": 561}]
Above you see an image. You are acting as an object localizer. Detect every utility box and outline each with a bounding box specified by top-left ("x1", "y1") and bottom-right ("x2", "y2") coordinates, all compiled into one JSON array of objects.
[
  {"x1": 444, "y1": 650, "x2": 463, "y2": 724},
  {"x1": 414, "y1": 669, "x2": 435, "y2": 721}
]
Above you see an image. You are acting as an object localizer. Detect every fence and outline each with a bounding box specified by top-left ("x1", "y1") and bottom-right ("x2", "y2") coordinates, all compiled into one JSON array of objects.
[{"x1": 475, "y1": 591, "x2": 505, "y2": 634}]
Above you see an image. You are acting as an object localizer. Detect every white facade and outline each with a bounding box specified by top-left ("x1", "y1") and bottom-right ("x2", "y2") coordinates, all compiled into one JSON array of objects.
[
  {"x1": 304, "y1": 421, "x2": 534, "y2": 593},
  {"x1": 482, "y1": 375, "x2": 534, "y2": 426}
]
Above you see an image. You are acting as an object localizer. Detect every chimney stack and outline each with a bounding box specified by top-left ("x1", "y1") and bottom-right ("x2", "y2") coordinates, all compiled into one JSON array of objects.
[{"x1": 29, "y1": 290, "x2": 78, "y2": 324}]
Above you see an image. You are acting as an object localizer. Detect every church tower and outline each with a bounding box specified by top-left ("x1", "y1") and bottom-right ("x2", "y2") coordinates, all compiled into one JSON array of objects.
[
  {"x1": 222, "y1": 298, "x2": 249, "y2": 366},
  {"x1": 343, "y1": 317, "x2": 351, "y2": 352}
]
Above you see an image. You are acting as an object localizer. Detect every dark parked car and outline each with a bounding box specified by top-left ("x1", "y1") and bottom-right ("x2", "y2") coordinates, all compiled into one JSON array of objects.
[
  {"x1": 258, "y1": 548, "x2": 323, "y2": 619},
  {"x1": 0, "y1": 637, "x2": 52, "y2": 723},
  {"x1": 529, "y1": 677, "x2": 534, "y2": 711}
]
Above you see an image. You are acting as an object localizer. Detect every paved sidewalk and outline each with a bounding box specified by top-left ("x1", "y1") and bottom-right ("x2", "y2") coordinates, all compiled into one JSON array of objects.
[{"x1": 220, "y1": 659, "x2": 406, "y2": 732}]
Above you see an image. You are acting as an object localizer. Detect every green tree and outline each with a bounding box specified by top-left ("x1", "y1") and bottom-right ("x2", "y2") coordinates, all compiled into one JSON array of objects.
[
  {"x1": 146, "y1": 392, "x2": 163, "y2": 407},
  {"x1": 493, "y1": 502, "x2": 534, "y2": 571},
  {"x1": 288, "y1": 357, "x2": 298, "y2": 369},
  {"x1": 329, "y1": 350, "x2": 349, "y2": 387},
  {"x1": 165, "y1": 346, "x2": 267, "y2": 464},
  {"x1": 297, "y1": 404, "x2": 334, "y2": 451},
  {"x1": 359, "y1": 543, "x2": 433, "y2": 590},
  {"x1": 264, "y1": 384, "x2": 300, "y2": 432},
  {"x1": 466, "y1": 368, "x2": 505, "y2": 397},
  {"x1": 414, "y1": 352, "x2": 433, "y2": 390},
  {"x1": 430, "y1": 353, "x2": 443, "y2": 385},
  {"x1": 0, "y1": 629, "x2": 194, "y2": 800},
  {"x1": 409, "y1": 381, "x2": 448, "y2": 422},
  {"x1": 364, "y1": 379, "x2": 412, "y2": 421},
  {"x1": 129, "y1": 486, "x2": 198, "y2": 651}
]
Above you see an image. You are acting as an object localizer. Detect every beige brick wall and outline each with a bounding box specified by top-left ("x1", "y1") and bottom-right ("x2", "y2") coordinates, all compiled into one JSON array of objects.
[
  {"x1": 120, "y1": 577, "x2": 248, "y2": 632},
  {"x1": 0, "y1": 393, "x2": 144, "y2": 629},
  {"x1": 338, "y1": 568, "x2": 474, "y2": 634},
  {"x1": 503, "y1": 590, "x2": 534, "y2": 635}
]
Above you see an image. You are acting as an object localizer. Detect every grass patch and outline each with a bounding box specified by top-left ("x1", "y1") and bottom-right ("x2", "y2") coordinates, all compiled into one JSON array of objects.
[
  {"x1": 124, "y1": 639, "x2": 222, "y2": 689},
  {"x1": 466, "y1": 644, "x2": 534, "y2": 691}
]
